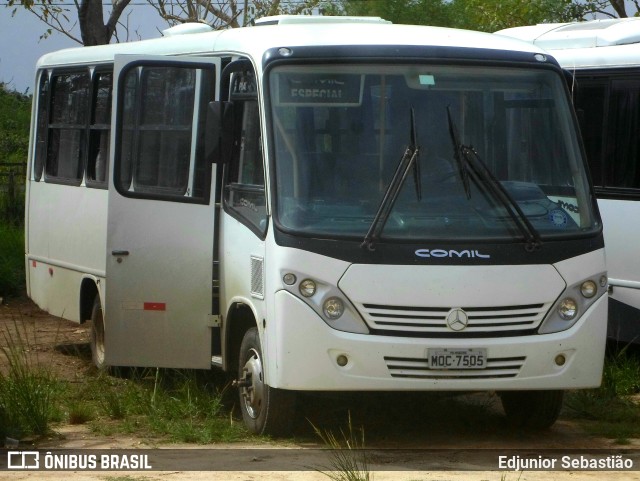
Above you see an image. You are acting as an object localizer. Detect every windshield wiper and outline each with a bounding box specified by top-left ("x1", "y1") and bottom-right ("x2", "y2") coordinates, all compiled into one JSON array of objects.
[
  {"x1": 446, "y1": 107, "x2": 542, "y2": 252},
  {"x1": 361, "y1": 108, "x2": 422, "y2": 251}
]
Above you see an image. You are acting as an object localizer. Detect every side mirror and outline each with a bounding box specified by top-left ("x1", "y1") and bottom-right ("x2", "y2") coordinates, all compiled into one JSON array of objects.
[{"x1": 205, "y1": 101, "x2": 234, "y2": 164}]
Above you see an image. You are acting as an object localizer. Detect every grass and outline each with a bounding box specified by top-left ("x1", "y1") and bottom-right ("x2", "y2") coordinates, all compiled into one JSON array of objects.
[
  {"x1": 63, "y1": 368, "x2": 250, "y2": 444},
  {"x1": 0, "y1": 306, "x2": 251, "y2": 445},
  {"x1": 565, "y1": 345, "x2": 640, "y2": 442},
  {"x1": 0, "y1": 320, "x2": 62, "y2": 439},
  {"x1": 311, "y1": 412, "x2": 372, "y2": 481}
]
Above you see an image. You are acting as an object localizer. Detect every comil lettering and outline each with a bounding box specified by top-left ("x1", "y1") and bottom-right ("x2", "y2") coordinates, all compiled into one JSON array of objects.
[{"x1": 415, "y1": 249, "x2": 491, "y2": 259}]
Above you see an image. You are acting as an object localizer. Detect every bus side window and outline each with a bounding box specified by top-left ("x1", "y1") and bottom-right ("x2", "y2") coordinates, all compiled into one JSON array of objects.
[
  {"x1": 33, "y1": 73, "x2": 49, "y2": 182},
  {"x1": 224, "y1": 99, "x2": 267, "y2": 235},
  {"x1": 86, "y1": 71, "x2": 113, "y2": 187},
  {"x1": 46, "y1": 72, "x2": 90, "y2": 184},
  {"x1": 222, "y1": 66, "x2": 267, "y2": 236}
]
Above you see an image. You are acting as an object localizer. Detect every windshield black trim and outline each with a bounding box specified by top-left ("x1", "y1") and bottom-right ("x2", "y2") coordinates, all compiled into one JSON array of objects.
[
  {"x1": 273, "y1": 228, "x2": 604, "y2": 265},
  {"x1": 263, "y1": 45, "x2": 563, "y2": 69},
  {"x1": 263, "y1": 46, "x2": 602, "y2": 254}
]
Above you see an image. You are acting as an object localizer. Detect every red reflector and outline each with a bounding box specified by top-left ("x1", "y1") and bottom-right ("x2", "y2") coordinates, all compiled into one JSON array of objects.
[
  {"x1": 32, "y1": 260, "x2": 37, "y2": 267},
  {"x1": 144, "y1": 302, "x2": 166, "y2": 311}
]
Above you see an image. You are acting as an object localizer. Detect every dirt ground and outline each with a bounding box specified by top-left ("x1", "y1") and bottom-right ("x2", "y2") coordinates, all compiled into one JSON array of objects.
[{"x1": 1, "y1": 297, "x2": 639, "y2": 481}]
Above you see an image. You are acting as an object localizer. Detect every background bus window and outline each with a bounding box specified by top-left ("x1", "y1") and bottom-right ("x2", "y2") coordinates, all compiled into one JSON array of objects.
[
  {"x1": 45, "y1": 72, "x2": 90, "y2": 184},
  {"x1": 574, "y1": 81, "x2": 607, "y2": 188},
  {"x1": 607, "y1": 79, "x2": 640, "y2": 190}
]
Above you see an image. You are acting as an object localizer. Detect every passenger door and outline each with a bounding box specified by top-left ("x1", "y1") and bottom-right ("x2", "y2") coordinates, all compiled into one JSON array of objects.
[{"x1": 105, "y1": 55, "x2": 220, "y2": 368}]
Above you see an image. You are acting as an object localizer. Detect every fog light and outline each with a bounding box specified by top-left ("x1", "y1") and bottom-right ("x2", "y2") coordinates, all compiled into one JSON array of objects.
[
  {"x1": 555, "y1": 354, "x2": 566, "y2": 366},
  {"x1": 283, "y1": 273, "x2": 297, "y2": 285},
  {"x1": 299, "y1": 279, "x2": 316, "y2": 297},
  {"x1": 323, "y1": 297, "x2": 345, "y2": 320},
  {"x1": 580, "y1": 280, "x2": 597, "y2": 298},
  {"x1": 558, "y1": 298, "x2": 578, "y2": 320},
  {"x1": 336, "y1": 355, "x2": 348, "y2": 367}
]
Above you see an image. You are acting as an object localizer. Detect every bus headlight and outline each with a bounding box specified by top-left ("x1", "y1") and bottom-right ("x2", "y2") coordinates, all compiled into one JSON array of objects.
[
  {"x1": 538, "y1": 272, "x2": 607, "y2": 334},
  {"x1": 557, "y1": 298, "x2": 577, "y2": 320},
  {"x1": 299, "y1": 279, "x2": 317, "y2": 297},
  {"x1": 580, "y1": 280, "x2": 597, "y2": 298},
  {"x1": 323, "y1": 297, "x2": 345, "y2": 320},
  {"x1": 280, "y1": 269, "x2": 369, "y2": 334}
]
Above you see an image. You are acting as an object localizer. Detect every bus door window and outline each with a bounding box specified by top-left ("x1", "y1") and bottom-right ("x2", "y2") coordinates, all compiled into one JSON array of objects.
[{"x1": 116, "y1": 64, "x2": 215, "y2": 202}]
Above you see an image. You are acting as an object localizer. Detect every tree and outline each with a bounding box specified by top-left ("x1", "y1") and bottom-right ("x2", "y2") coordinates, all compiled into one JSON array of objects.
[
  {"x1": 327, "y1": 0, "x2": 640, "y2": 32},
  {"x1": 150, "y1": 0, "x2": 325, "y2": 29},
  {"x1": 323, "y1": 0, "x2": 454, "y2": 27},
  {"x1": 6, "y1": 0, "x2": 133, "y2": 45},
  {"x1": 448, "y1": 0, "x2": 592, "y2": 32}
]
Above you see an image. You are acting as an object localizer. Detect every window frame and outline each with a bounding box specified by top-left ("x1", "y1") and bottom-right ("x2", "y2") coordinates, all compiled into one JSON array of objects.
[
  {"x1": 113, "y1": 59, "x2": 217, "y2": 205},
  {"x1": 220, "y1": 63, "x2": 269, "y2": 239},
  {"x1": 43, "y1": 69, "x2": 91, "y2": 186},
  {"x1": 575, "y1": 69, "x2": 640, "y2": 200}
]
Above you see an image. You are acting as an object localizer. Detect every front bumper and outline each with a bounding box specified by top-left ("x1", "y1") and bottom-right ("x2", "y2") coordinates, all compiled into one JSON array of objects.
[{"x1": 268, "y1": 290, "x2": 607, "y2": 391}]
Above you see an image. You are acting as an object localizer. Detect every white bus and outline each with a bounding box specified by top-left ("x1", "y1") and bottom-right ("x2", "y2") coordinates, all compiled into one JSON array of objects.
[
  {"x1": 26, "y1": 15, "x2": 607, "y2": 434},
  {"x1": 497, "y1": 18, "x2": 640, "y2": 344}
]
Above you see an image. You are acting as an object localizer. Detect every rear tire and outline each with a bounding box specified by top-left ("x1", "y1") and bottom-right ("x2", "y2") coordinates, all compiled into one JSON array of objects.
[
  {"x1": 90, "y1": 294, "x2": 107, "y2": 370},
  {"x1": 499, "y1": 390, "x2": 564, "y2": 430},
  {"x1": 237, "y1": 327, "x2": 296, "y2": 436}
]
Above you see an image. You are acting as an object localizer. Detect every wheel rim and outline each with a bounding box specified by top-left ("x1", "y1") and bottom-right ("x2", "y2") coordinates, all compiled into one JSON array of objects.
[
  {"x1": 240, "y1": 348, "x2": 264, "y2": 419},
  {"x1": 93, "y1": 310, "x2": 105, "y2": 366}
]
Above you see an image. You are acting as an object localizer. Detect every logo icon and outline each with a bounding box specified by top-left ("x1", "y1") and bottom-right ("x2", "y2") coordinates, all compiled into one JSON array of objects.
[
  {"x1": 7, "y1": 451, "x2": 39, "y2": 470},
  {"x1": 446, "y1": 308, "x2": 469, "y2": 331}
]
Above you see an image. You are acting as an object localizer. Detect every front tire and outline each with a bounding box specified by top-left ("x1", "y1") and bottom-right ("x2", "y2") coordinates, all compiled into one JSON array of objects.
[
  {"x1": 499, "y1": 390, "x2": 564, "y2": 430},
  {"x1": 237, "y1": 327, "x2": 296, "y2": 436},
  {"x1": 90, "y1": 294, "x2": 107, "y2": 370}
]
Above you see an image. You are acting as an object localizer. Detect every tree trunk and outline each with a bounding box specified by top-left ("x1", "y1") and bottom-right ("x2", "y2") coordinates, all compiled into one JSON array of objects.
[{"x1": 78, "y1": 0, "x2": 109, "y2": 46}]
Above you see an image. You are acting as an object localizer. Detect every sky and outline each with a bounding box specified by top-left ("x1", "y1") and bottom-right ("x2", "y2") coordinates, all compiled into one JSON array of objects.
[{"x1": 0, "y1": 4, "x2": 167, "y2": 93}]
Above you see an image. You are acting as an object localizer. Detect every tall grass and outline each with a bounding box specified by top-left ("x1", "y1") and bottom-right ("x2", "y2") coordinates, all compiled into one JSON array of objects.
[
  {"x1": 0, "y1": 321, "x2": 62, "y2": 439},
  {"x1": 0, "y1": 222, "x2": 25, "y2": 297},
  {"x1": 311, "y1": 413, "x2": 371, "y2": 481}
]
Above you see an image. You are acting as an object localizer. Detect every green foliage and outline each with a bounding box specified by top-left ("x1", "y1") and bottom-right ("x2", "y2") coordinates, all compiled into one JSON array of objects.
[
  {"x1": 73, "y1": 369, "x2": 249, "y2": 444},
  {"x1": 326, "y1": 0, "x2": 599, "y2": 31},
  {"x1": 0, "y1": 83, "x2": 31, "y2": 164},
  {"x1": 0, "y1": 224, "x2": 25, "y2": 297},
  {"x1": 566, "y1": 347, "x2": 640, "y2": 441},
  {"x1": 325, "y1": 0, "x2": 454, "y2": 27}
]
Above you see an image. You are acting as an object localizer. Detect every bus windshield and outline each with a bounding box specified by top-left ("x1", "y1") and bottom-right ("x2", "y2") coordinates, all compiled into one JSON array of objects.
[{"x1": 269, "y1": 63, "x2": 598, "y2": 241}]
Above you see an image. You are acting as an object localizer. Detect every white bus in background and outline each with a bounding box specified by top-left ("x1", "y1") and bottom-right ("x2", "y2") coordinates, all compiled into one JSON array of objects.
[
  {"x1": 497, "y1": 18, "x2": 640, "y2": 344},
  {"x1": 26, "y1": 15, "x2": 607, "y2": 435}
]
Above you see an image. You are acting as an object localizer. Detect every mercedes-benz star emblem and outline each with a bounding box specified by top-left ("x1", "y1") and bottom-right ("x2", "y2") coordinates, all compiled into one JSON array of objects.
[{"x1": 446, "y1": 308, "x2": 469, "y2": 331}]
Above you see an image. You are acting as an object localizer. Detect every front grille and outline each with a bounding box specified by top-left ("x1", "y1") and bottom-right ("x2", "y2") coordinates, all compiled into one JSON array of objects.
[
  {"x1": 359, "y1": 302, "x2": 551, "y2": 337},
  {"x1": 384, "y1": 355, "x2": 526, "y2": 379}
]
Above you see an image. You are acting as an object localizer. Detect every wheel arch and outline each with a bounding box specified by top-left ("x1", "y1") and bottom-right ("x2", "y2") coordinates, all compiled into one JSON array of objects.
[
  {"x1": 79, "y1": 276, "x2": 101, "y2": 325},
  {"x1": 224, "y1": 301, "x2": 259, "y2": 374}
]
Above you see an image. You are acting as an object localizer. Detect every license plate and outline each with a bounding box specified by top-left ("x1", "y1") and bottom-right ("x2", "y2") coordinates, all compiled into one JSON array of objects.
[{"x1": 427, "y1": 348, "x2": 487, "y2": 370}]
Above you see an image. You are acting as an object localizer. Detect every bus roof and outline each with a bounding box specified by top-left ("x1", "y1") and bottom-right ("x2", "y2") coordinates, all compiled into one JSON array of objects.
[
  {"x1": 496, "y1": 18, "x2": 640, "y2": 69},
  {"x1": 36, "y1": 16, "x2": 548, "y2": 70}
]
